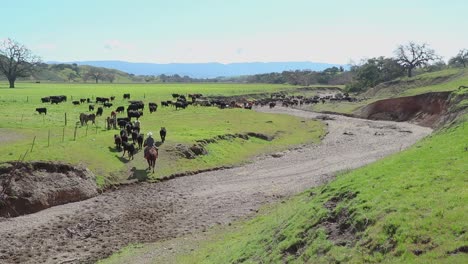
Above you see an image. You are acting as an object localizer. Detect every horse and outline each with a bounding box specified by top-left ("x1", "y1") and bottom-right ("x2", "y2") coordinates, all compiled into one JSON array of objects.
[{"x1": 145, "y1": 147, "x2": 158, "y2": 173}]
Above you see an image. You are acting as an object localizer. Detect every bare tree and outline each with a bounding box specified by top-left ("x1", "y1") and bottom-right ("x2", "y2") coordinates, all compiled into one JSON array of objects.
[
  {"x1": 0, "y1": 38, "x2": 41, "y2": 88},
  {"x1": 106, "y1": 73, "x2": 115, "y2": 83},
  {"x1": 394, "y1": 42, "x2": 440, "y2": 77},
  {"x1": 84, "y1": 67, "x2": 104, "y2": 83},
  {"x1": 449, "y1": 49, "x2": 468, "y2": 68}
]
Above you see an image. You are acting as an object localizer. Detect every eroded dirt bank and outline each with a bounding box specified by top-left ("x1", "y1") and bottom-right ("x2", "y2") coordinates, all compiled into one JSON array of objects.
[
  {"x1": 0, "y1": 108, "x2": 432, "y2": 264},
  {"x1": 354, "y1": 92, "x2": 451, "y2": 127}
]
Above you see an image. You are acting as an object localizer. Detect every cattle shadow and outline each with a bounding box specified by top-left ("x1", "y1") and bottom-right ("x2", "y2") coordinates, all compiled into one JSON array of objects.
[
  {"x1": 108, "y1": 146, "x2": 121, "y2": 153},
  {"x1": 129, "y1": 167, "x2": 149, "y2": 182},
  {"x1": 116, "y1": 155, "x2": 132, "y2": 163}
]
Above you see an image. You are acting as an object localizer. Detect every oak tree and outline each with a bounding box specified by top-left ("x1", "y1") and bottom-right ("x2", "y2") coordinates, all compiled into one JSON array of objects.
[
  {"x1": 394, "y1": 42, "x2": 440, "y2": 77},
  {"x1": 0, "y1": 38, "x2": 41, "y2": 88}
]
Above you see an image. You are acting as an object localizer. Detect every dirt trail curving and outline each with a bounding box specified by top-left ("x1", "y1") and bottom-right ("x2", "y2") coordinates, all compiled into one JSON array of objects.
[{"x1": 0, "y1": 107, "x2": 432, "y2": 264}]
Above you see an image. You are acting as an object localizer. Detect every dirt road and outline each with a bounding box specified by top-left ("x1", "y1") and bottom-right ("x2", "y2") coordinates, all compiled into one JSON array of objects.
[{"x1": 0, "y1": 108, "x2": 432, "y2": 264}]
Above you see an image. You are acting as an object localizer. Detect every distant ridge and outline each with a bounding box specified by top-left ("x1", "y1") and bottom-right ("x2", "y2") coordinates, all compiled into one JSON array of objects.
[{"x1": 49, "y1": 60, "x2": 348, "y2": 78}]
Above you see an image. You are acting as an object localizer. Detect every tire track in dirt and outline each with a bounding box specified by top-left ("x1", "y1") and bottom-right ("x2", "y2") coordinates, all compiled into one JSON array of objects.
[{"x1": 0, "y1": 107, "x2": 432, "y2": 264}]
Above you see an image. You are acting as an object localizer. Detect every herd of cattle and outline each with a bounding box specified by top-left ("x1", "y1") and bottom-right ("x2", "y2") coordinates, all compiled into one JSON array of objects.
[
  {"x1": 34, "y1": 92, "x2": 360, "y2": 119},
  {"x1": 30, "y1": 90, "x2": 362, "y2": 162}
]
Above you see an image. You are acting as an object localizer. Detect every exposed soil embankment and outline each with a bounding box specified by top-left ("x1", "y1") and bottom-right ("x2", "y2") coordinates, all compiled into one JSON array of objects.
[
  {"x1": 0, "y1": 161, "x2": 98, "y2": 217},
  {"x1": 355, "y1": 92, "x2": 452, "y2": 127}
]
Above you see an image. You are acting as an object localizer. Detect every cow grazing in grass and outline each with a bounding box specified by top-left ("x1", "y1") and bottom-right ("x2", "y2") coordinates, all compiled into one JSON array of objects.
[
  {"x1": 110, "y1": 96, "x2": 115, "y2": 101},
  {"x1": 175, "y1": 101, "x2": 187, "y2": 110},
  {"x1": 117, "y1": 117, "x2": 130, "y2": 129},
  {"x1": 89, "y1": 105, "x2": 95, "y2": 111},
  {"x1": 116, "y1": 106, "x2": 125, "y2": 113},
  {"x1": 127, "y1": 110, "x2": 143, "y2": 120},
  {"x1": 161, "y1": 101, "x2": 169, "y2": 107},
  {"x1": 36, "y1": 107, "x2": 47, "y2": 115},
  {"x1": 123, "y1": 93, "x2": 130, "y2": 100},
  {"x1": 122, "y1": 141, "x2": 136, "y2": 160},
  {"x1": 107, "y1": 116, "x2": 117, "y2": 130},
  {"x1": 149, "y1": 102, "x2": 158, "y2": 113},
  {"x1": 160, "y1": 127, "x2": 167, "y2": 143},
  {"x1": 114, "y1": 134, "x2": 122, "y2": 150},
  {"x1": 79, "y1": 113, "x2": 96, "y2": 126},
  {"x1": 41, "y1": 97, "x2": 50, "y2": 103},
  {"x1": 96, "y1": 107, "x2": 103, "y2": 116},
  {"x1": 72, "y1": 100, "x2": 80, "y2": 105},
  {"x1": 80, "y1": 98, "x2": 86, "y2": 103},
  {"x1": 103, "y1": 102, "x2": 113, "y2": 108},
  {"x1": 96, "y1": 97, "x2": 110, "y2": 104}
]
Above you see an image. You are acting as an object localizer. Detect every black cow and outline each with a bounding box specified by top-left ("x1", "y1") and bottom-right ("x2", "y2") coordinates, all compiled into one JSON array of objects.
[
  {"x1": 123, "y1": 93, "x2": 130, "y2": 100},
  {"x1": 72, "y1": 100, "x2": 80, "y2": 105},
  {"x1": 89, "y1": 105, "x2": 95, "y2": 111},
  {"x1": 80, "y1": 98, "x2": 86, "y2": 103},
  {"x1": 149, "y1": 102, "x2": 158, "y2": 113},
  {"x1": 127, "y1": 110, "x2": 142, "y2": 119},
  {"x1": 161, "y1": 101, "x2": 169, "y2": 107},
  {"x1": 110, "y1": 96, "x2": 115, "y2": 101},
  {"x1": 269, "y1": 102, "x2": 276, "y2": 108},
  {"x1": 117, "y1": 117, "x2": 130, "y2": 129},
  {"x1": 114, "y1": 134, "x2": 122, "y2": 150},
  {"x1": 96, "y1": 107, "x2": 103, "y2": 116},
  {"x1": 51, "y1": 98, "x2": 61, "y2": 104},
  {"x1": 36, "y1": 107, "x2": 47, "y2": 115},
  {"x1": 96, "y1": 97, "x2": 110, "y2": 104},
  {"x1": 103, "y1": 102, "x2": 113, "y2": 108},
  {"x1": 131, "y1": 130, "x2": 138, "y2": 143},
  {"x1": 122, "y1": 142, "x2": 136, "y2": 160},
  {"x1": 116, "y1": 106, "x2": 125, "y2": 113},
  {"x1": 175, "y1": 101, "x2": 187, "y2": 110},
  {"x1": 137, "y1": 133, "x2": 144, "y2": 149},
  {"x1": 172, "y1": 93, "x2": 180, "y2": 98},
  {"x1": 160, "y1": 127, "x2": 167, "y2": 143},
  {"x1": 41, "y1": 97, "x2": 50, "y2": 103}
]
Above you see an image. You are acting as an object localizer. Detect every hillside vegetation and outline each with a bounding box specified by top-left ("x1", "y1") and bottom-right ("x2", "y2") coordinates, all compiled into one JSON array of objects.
[
  {"x1": 307, "y1": 68, "x2": 468, "y2": 115},
  {"x1": 177, "y1": 112, "x2": 468, "y2": 263}
]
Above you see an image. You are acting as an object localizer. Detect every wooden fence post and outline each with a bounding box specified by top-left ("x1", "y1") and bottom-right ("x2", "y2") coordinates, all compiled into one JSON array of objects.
[
  {"x1": 74, "y1": 125, "x2": 78, "y2": 141},
  {"x1": 31, "y1": 136, "x2": 36, "y2": 152}
]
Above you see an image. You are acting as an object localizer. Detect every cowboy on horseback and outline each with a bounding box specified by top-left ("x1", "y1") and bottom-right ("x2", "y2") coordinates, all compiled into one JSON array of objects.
[
  {"x1": 144, "y1": 132, "x2": 158, "y2": 172},
  {"x1": 143, "y1": 132, "x2": 156, "y2": 159}
]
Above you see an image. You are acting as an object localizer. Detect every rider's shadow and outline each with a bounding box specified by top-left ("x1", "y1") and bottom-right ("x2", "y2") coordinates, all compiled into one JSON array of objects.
[{"x1": 129, "y1": 167, "x2": 149, "y2": 182}]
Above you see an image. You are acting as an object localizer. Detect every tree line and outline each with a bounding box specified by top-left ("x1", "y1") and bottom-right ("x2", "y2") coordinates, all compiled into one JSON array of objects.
[{"x1": 1, "y1": 38, "x2": 468, "y2": 90}]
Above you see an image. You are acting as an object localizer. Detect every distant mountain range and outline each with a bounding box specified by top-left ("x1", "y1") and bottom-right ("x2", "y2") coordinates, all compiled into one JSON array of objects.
[{"x1": 49, "y1": 61, "x2": 348, "y2": 78}]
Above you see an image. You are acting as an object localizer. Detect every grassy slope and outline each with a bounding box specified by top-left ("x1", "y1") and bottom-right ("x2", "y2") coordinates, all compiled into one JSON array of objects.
[
  {"x1": 176, "y1": 114, "x2": 468, "y2": 264},
  {"x1": 305, "y1": 68, "x2": 468, "y2": 115},
  {"x1": 0, "y1": 82, "x2": 325, "y2": 186}
]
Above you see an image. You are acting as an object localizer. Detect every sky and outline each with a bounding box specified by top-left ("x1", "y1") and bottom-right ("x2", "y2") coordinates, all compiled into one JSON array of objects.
[{"x1": 2, "y1": 0, "x2": 468, "y2": 64}]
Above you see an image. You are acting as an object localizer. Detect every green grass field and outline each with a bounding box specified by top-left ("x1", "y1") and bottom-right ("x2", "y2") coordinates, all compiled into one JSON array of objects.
[
  {"x1": 0, "y1": 82, "x2": 326, "y2": 186},
  {"x1": 170, "y1": 114, "x2": 467, "y2": 264}
]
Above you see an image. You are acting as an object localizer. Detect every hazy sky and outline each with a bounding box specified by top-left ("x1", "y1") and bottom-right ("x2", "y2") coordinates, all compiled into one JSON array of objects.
[{"x1": 2, "y1": 0, "x2": 467, "y2": 64}]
